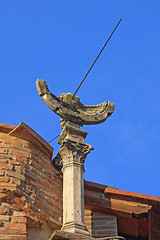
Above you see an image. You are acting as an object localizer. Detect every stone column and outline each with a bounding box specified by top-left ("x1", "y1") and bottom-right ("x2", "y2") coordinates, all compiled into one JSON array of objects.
[{"x1": 58, "y1": 122, "x2": 93, "y2": 236}]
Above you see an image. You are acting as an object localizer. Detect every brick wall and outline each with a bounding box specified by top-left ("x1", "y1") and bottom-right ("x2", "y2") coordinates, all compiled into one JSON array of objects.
[
  {"x1": 84, "y1": 209, "x2": 118, "y2": 238},
  {"x1": 1, "y1": 122, "x2": 159, "y2": 240},
  {"x1": 0, "y1": 123, "x2": 63, "y2": 240},
  {"x1": 152, "y1": 209, "x2": 160, "y2": 240}
]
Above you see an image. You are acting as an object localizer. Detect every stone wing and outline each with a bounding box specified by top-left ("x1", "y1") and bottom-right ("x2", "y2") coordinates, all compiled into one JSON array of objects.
[{"x1": 36, "y1": 79, "x2": 115, "y2": 125}]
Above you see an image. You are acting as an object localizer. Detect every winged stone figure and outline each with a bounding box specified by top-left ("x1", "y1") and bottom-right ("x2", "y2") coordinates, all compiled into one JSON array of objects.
[{"x1": 36, "y1": 79, "x2": 115, "y2": 126}]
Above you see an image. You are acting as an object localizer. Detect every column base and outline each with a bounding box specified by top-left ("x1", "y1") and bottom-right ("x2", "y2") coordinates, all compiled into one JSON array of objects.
[
  {"x1": 50, "y1": 230, "x2": 94, "y2": 240},
  {"x1": 61, "y1": 221, "x2": 90, "y2": 236}
]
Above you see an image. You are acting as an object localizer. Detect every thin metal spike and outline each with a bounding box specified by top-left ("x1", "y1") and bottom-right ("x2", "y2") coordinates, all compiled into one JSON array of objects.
[{"x1": 74, "y1": 18, "x2": 122, "y2": 96}]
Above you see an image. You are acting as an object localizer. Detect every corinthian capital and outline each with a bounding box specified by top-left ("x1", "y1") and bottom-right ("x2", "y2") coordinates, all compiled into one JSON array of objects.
[{"x1": 59, "y1": 139, "x2": 94, "y2": 167}]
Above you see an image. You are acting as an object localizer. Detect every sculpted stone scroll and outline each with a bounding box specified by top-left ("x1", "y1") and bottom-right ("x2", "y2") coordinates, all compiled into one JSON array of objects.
[{"x1": 36, "y1": 79, "x2": 115, "y2": 126}]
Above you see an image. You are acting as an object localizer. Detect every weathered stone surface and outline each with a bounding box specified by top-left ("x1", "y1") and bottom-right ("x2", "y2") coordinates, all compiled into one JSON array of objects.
[
  {"x1": 58, "y1": 136, "x2": 93, "y2": 236},
  {"x1": 58, "y1": 121, "x2": 87, "y2": 145},
  {"x1": 36, "y1": 79, "x2": 115, "y2": 126},
  {"x1": 50, "y1": 230, "x2": 126, "y2": 240},
  {"x1": 49, "y1": 230, "x2": 94, "y2": 240},
  {"x1": 36, "y1": 79, "x2": 118, "y2": 239}
]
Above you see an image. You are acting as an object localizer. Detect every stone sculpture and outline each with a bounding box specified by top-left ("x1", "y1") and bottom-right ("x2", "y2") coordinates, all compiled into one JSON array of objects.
[
  {"x1": 36, "y1": 78, "x2": 115, "y2": 237},
  {"x1": 36, "y1": 79, "x2": 115, "y2": 126}
]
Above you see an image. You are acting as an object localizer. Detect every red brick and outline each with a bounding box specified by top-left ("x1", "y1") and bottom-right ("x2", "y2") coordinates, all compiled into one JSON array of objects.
[
  {"x1": 3, "y1": 140, "x2": 23, "y2": 147},
  {"x1": 0, "y1": 134, "x2": 12, "y2": 140},
  {"x1": 15, "y1": 156, "x2": 28, "y2": 164},
  {"x1": 33, "y1": 198, "x2": 60, "y2": 220},
  {"x1": 13, "y1": 198, "x2": 25, "y2": 207},
  {"x1": 0, "y1": 159, "x2": 8, "y2": 163},
  {"x1": 0, "y1": 207, "x2": 9, "y2": 215},
  {"x1": 84, "y1": 217, "x2": 92, "y2": 222},
  {"x1": 39, "y1": 153, "x2": 51, "y2": 164},
  {"x1": 25, "y1": 202, "x2": 31, "y2": 208},
  {"x1": 84, "y1": 211, "x2": 91, "y2": 216},
  {"x1": 33, "y1": 200, "x2": 43, "y2": 209},
  {"x1": 38, "y1": 177, "x2": 50, "y2": 189},
  {"x1": 22, "y1": 141, "x2": 31, "y2": 148},
  {"x1": 25, "y1": 208, "x2": 35, "y2": 217},
  {"x1": 15, "y1": 165, "x2": 25, "y2": 172},
  {"x1": 6, "y1": 171, "x2": 25, "y2": 181},
  {"x1": 93, "y1": 225, "x2": 113, "y2": 230},
  {"x1": 92, "y1": 216, "x2": 114, "y2": 221},
  {"x1": 4, "y1": 223, "x2": 26, "y2": 230},
  {"x1": 48, "y1": 170, "x2": 61, "y2": 180},
  {"x1": 45, "y1": 196, "x2": 63, "y2": 211},
  {"x1": 25, "y1": 185, "x2": 35, "y2": 194},
  {"x1": 0, "y1": 194, "x2": 9, "y2": 202},
  {"x1": 35, "y1": 213, "x2": 43, "y2": 222},
  {"x1": 12, "y1": 216, "x2": 27, "y2": 223},
  {"x1": 95, "y1": 230, "x2": 113, "y2": 234},
  {"x1": 0, "y1": 229, "x2": 26, "y2": 234},
  {"x1": 0, "y1": 170, "x2": 4, "y2": 176},
  {"x1": 0, "y1": 215, "x2": 9, "y2": 221},
  {"x1": 48, "y1": 210, "x2": 62, "y2": 223},
  {"x1": 10, "y1": 178, "x2": 21, "y2": 185},
  {"x1": 0, "y1": 149, "x2": 8, "y2": 154},
  {"x1": 94, "y1": 221, "x2": 108, "y2": 226},
  {"x1": 10, "y1": 150, "x2": 30, "y2": 159},
  {"x1": 30, "y1": 160, "x2": 43, "y2": 171},
  {"x1": 48, "y1": 177, "x2": 63, "y2": 191},
  {"x1": 23, "y1": 142, "x2": 42, "y2": 152},
  {"x1": 51, "y1": 185, "x2": 63, "y2": 197},
  {"x1": 0, "y1": 185, "x2": 17, "y2": 191},
  {"x1": 40, "y1": 188, "x2": 62, "y2": 203},
  {"x1": 36, "y1": 158, "x2": 49, "y2": 169},
  {"x1": 9, "y1": 160, "x2": 20, "y2": 165},
  {"x1": 25, "y1": 178, "x2": 38, "y2": 187},
  {"x1": 29, "y1": 154, "x2": 39, "y2": 163},
  {"x1": 29, "y1": 149, "x2": 40, "y2": 157},
  {"x1": 25, "y1": 170, "x2": 37, "y2": 181},
  {"x1": 51, "y1": 205, "x2": 63, "y2": 217},
  {"x1": 2, "y1": 236, "x2": 27, "y2": 240},
  {"x1": 0, "y1": 177, "x2": 10, "y2": 183},
  {"x1": 13, "y1": 211, "x2": 26, "y2": 216},
  {"x1": 0, "y1": 183, "x2": 17, "y2": 188},
  {"x1": 30, "y1": 155, "x2": 48, "y2": 169},
  {"x1": 0, "y1": 154, "x2": 12, "y2": 159},
  {"x1": 0, "y1": 164, "x2": 12, "y2": 170},
  {"x1": 31, "y1": 167, "x2": 46, "y2": 180}
]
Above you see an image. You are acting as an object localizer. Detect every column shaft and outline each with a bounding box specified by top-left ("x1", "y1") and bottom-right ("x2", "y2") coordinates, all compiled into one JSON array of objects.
[{"x1": 59, "y1": 139, "x2": 93, "y2": 235}]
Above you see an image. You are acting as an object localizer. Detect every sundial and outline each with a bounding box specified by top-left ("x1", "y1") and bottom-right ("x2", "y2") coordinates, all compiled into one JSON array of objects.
[
  {"x1": 36, "y1": 19, "x2": 122, "y2": 237},
  {"x1": 36, "y1": 79, "x2": 115, "y2": 126},
  {"x1": 36, "y1": 18, "x2": 122, "y2": 129}
]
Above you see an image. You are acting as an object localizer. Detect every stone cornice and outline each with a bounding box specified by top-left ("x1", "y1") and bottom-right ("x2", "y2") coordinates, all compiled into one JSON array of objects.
[{"x1": 0, "y1": 122, "x2": 53, "y2": 160}]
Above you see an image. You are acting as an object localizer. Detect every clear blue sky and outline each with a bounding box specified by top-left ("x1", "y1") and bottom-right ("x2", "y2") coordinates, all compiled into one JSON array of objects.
[{"x1": 1, "y1": 1, "x2": 160, "y2": 196}]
